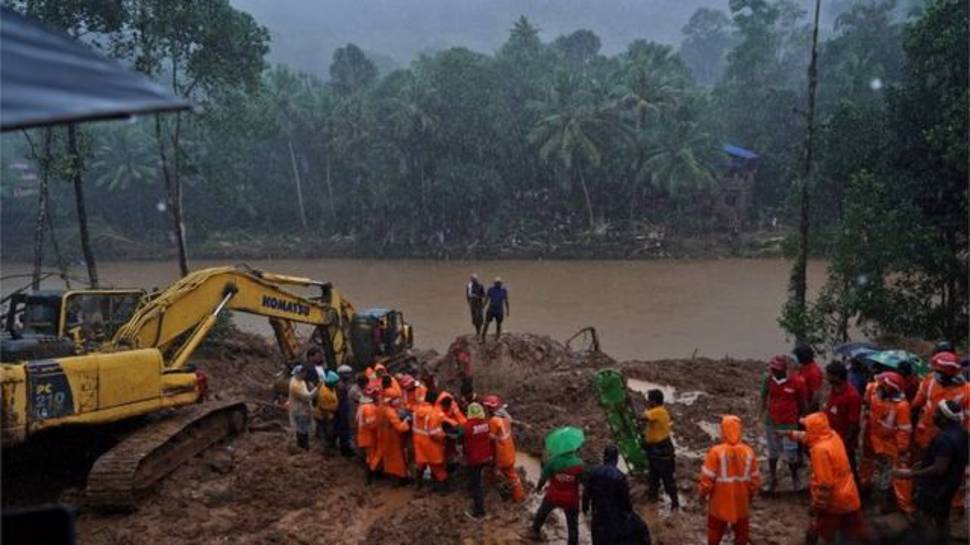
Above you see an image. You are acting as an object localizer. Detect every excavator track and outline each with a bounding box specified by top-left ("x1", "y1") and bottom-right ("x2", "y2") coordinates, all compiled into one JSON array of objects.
[{"x1": 85, "y1": 400, "x2": 247, "y2": 511}]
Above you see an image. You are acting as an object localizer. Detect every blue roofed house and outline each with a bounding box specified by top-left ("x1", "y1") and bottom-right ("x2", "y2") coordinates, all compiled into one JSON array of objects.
[{"x1": 715, "y1": 144, "x2": 760, "y2": 231}]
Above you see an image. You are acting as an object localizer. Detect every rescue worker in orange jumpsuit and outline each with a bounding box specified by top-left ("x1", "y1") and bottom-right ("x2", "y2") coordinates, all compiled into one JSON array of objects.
[
  {"x1": 698, "y1": 415, "x2": 760, "y2": 545},
  {"x1": 788, "y1": 412, "x2": 871, "y2": 545},
  {"x1": 379, "y1": 395, "x2": 412, "y2": 485},
  {"x1": 356, "y1": 385, "x2": 382, "y2": 484},
  {"x1": 413, "y1": 390, "x2": 448, "y2": 484},
  {"x1": 436, "y1": 391, "x2": 465, "y2": 471},
  {"x1": 911, "y1": 350, "x2": 970, "y2": 514},
  {"x1": 397, "y1": 374, "x2": 425, "y2": 413},
  {"x1": 860, "y1": 372, "x2": 913, "y2": 514},
  {"x1": 483, "y1": 394, "x2": 525, "y2": 503},
  {"x1": 912, "y1": 351, "x2": 970, "y2": 452}
]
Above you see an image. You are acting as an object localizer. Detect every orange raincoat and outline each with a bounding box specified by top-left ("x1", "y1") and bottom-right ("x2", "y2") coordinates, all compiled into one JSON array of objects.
[
  {"x1": 862, "y1": 387, "x2": 913, "y2": 513},
  {"x1": 413, "y1": 401, "x2": 447, "y2": 480},
  {"x1": 911, "y1": 375, "x2": 970, "y2": 450},
  {"x1": 435, "y1": 391, "x2": 467, "y2": 426},
  {"x1": 796, "y1": 412, "x2": 861, "y2": 514},
  {"x1": 489, "y1": 413, "x2": 525, "y2": 502},
  {"x1": 378, "y1": 403, "x2": 411, "y2": 478},
  {"x1": 357, "y1": 400, "x2": 382, "y2": 470},
  {"x1": 697, "y1": 415, "x2": 760, "y2": 524}
]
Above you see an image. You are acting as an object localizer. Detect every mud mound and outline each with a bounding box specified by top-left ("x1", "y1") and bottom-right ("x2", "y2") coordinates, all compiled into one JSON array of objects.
[
  {"x1": 192, "y1": 331, "x2": 282, "y2": 402},
  {"x1": 428, "y1": 334, "x2": 619, "y2": 461}
]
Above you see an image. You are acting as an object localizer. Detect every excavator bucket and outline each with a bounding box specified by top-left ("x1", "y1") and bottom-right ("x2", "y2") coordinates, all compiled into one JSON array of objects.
[{"x1": 594, "y1": 369, "x2": 648, "y2": 474}]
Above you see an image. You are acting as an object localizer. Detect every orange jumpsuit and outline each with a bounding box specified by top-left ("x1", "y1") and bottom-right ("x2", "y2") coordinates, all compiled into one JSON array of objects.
[
  {"x1": 489, "y1": 414, "x2": 525, "y2": 502},
  {"x1": 912, "y1": 375, "x2": 970, "y2": 450},
  {"x1": 378, "y1": 404, "x2": 411, "y2": 478},
  {"x1": 357, "y1": 401, "x2": 382, "y2": 470},
  {"x1": 413, "y1": 401, "x2": 447, "y2": 481},
  {"x1": 698, "y1": 415, "x2": 760, "y2": 545},
  {"x1": 912, "y1": 375, "x2": 970, "y2": 510},
  {"x1": 435, "y1": 391, "x2": 467, "y2": 426},
  {"x1": 797, "y1": 412, "x2": 870, "y2": 543},
  {"x1": 861, "y1": 388, "x2": 913, "y2": 513}
]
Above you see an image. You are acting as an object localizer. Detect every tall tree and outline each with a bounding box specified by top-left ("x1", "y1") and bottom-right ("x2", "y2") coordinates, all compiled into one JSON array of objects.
[
  {"x1": 330, "y1": 44, "x2": 378, "y2": 97},
  {"x1": 680, "y1": 8, "x2": 735, "y2": 86},
  {"x1": 785, "y1": 0, "x2": 822, "y2": 343},
  {"x1": 126, "y1": 0, "x2": 269, "y2": 276},
  {"x1": 6, "y1": 0, "x2": 128, "y2": 286}
]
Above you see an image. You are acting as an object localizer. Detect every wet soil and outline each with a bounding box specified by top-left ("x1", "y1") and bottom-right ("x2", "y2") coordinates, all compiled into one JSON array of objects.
[{"x1": 5, "y1": 332, "x2": 957, "y2": 544}]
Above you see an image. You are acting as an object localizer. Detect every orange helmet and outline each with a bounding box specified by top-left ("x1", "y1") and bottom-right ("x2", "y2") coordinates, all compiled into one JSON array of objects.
[
  {"x1": 482, "y1": 395, "x2": 502, "y2": 410},
  {"x1": 877, "y1": 371, "x2": 904, "y2": 392},
  {"x1": 931, "y1": 351, "x2": 961, "y2": 376}
]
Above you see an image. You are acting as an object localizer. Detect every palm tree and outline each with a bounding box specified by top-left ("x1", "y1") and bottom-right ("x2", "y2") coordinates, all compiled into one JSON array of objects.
[
  {"x1": 635, "y1": 107, "x2": 718, "y2": 194},
  {"x1": 529, "y1": 72, "x2": 628, "y2": 229}
]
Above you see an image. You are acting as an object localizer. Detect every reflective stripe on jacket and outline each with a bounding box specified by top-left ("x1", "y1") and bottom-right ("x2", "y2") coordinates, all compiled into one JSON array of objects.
[
  {"x1": 697, "y1": 415, "x2": 760, "y2": 523},
  {"x1": 489, "y1": 415, "x2": 517, "y2": 468}
]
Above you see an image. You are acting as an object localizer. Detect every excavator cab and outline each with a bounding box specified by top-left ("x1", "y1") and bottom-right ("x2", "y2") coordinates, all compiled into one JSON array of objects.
[
  {"x1": 1, "y1": 289, "x2": 144, "y2": 362},
  {"x1": 349, "y1": 308, "x2": 413, "y2": 370}
]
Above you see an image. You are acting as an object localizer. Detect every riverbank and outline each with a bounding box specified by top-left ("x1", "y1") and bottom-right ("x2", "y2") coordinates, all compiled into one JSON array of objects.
[{"x1": 0, "y1": 227, "x2": 787, "y2": 262}]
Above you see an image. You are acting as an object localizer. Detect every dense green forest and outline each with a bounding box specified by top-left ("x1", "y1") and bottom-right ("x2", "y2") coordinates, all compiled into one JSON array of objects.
[{"x1": 0, "y1": 0, "x2": 966, "y2": 342}]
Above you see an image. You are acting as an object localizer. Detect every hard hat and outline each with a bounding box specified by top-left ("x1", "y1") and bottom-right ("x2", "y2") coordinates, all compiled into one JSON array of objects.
[
  {"x1": 467, "y1": 402, "x2": 485, "y2": 420},
  {"x1": 933, "y1": 341, "x2": 954, "y2": 355},
  {"x1": 363, "y1": 385, "x2": 381, "y2": 399},
  {"x1": 398, "y1": 374, "x2": 415, "y2": 389},
  {"x1": 494, "y1": 276, "x2": 502, "y2": 283},
  {"x1": 877, "y1": 371, "x2": 904, "y2": 392},
  {"x1": 931, "y1": 351, "x2": 961, "y2": 376},
  {"x1": 769, "y1": 354, "x2": 790, "y2": 371},
  {"x1": 337, "y1": 365, "x2": 353, "y2": 375},
  {"x1": 324, "y1": 370, "x2": 340, "y2": 386},
  {"x1": 482, "y1": 395, "x2": 502, "y2": 410}
]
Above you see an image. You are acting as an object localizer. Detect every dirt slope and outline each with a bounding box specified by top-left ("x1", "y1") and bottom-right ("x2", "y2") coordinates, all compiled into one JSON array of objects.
[{"x1": 7, "y1": 332, "x2": 944, "y2": 544}]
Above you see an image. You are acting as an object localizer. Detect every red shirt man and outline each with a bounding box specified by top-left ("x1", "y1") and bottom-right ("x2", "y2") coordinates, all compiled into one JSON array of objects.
[
  {"x1": 795, "y1": 344, "x2": 824, "y2": 411},
  {"x1": 824, "y1": 362, "x2": 862, "y2": 471}
]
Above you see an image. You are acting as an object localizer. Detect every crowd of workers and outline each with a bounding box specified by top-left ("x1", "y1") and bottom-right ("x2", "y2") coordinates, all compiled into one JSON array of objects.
[{"x1": 283, "y1": 279, "x2": 967, "y2": 545}]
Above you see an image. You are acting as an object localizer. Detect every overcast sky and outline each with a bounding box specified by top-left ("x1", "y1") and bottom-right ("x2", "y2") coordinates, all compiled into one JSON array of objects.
[{"x1": 232, "y1": 0, "x2": 725, "y2": 76}]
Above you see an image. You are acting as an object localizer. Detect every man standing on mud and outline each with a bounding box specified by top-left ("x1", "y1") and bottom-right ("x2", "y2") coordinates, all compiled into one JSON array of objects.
[
  {"x1": 466, "y1": 274, "x2": 486, "y2": 335},
  {"x1": 759, "y1": 354, "x2": 807, "y2": 493},
  {"x1": 482, "y1": 277, "x2": 509, "y2": 342}
]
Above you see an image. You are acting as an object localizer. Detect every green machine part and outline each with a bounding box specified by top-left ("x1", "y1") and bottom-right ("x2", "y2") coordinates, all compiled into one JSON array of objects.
[{"x1": 595, "y1": 369, "x2": 648, "y2": 474}]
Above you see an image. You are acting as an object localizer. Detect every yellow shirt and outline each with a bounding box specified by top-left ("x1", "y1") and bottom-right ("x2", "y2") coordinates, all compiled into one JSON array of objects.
[{"x1": 642, "y1": 406, "x2": 671, "y2": 444}]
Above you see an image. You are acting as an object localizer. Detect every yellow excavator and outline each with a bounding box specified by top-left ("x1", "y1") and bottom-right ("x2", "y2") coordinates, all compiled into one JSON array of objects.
[{"x1": 0, "y1": 266, "x2": 412, "y2": 509}]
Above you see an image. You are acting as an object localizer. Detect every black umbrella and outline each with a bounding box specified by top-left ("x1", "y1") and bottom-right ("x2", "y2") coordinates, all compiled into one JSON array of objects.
[
  {"x1": 1, "y1": 7, "x2": 190, "y2": 131},
  {"x1": 833, "y1": 341, "x2": 878, "y2": 360}
]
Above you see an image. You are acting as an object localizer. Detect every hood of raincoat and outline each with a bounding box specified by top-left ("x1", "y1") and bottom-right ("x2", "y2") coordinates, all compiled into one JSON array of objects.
[
  {"x1": 803, "y1": 412, "x2": 833, "y2": 446},
  {"x1": 721, "y1": 415, "x2": 742, "y2": 445}
]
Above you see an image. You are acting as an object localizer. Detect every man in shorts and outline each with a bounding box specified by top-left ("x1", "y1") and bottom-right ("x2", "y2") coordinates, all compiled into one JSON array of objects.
[
  {"x1": 760, "y1": 354, "x2": 807, "y2": 492},
  {"x1": 481, "y1": 277, "x2": 509, "y2": 342}
]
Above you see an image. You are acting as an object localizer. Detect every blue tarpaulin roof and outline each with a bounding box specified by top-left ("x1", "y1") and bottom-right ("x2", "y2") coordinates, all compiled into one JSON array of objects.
[
  {"x1": 1, "y1": 7, "x2": 190, "y2": 131},
  {"x1": 722, "y1": 144, "x2": 759, "y2": 160}
]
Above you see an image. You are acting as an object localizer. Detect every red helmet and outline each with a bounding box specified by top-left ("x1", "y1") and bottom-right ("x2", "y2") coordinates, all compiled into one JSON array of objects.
[
  {"x1": 482, "y1": 395, "x2": 502, "y2": 410},
  {"x1": 363, "y1": 385, "x2": 381, "y2": 399},
  {"x1": 931, "y1": 351, "x2": 961, "y2": 376},
  {"x1": 398, "y1": 374, "x2": 416, "y2": 390},
  {"x1": 769, "y1": 354, "x2": 789, "y2": 371},
  {"x1": 877, "y1": 371, "x2": 904, "y2": 392}
]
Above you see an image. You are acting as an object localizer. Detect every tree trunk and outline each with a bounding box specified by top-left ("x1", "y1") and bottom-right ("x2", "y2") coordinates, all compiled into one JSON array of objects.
[
  {"x1": 287, "y1": 137, "x2": 308, "y2": 230},
  {"x1": 30, "y1": 129, "x2": 53, "y2": 290},
  {"x1": 577, "y1": 167, "x2": 595, "y2": 230},
  {"x1": 790, "y1": 0, "x2": 821, "y2": 343},
  {"x1": 156, "y1": 114, "x2": 190, "y2": 277},
  {"x1": 67, "y1": 124, "x2": 99, "y2": 287}
]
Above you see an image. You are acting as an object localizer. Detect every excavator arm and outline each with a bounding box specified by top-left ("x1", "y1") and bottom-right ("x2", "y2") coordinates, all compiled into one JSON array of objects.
[{"x1": 110, "y1": 266, "x2": 356, "y2": 368}]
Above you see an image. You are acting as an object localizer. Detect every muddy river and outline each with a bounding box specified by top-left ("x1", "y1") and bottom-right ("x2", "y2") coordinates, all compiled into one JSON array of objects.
[{"x1": 1, "y1": 258, "x2": 827, "y2": 361}]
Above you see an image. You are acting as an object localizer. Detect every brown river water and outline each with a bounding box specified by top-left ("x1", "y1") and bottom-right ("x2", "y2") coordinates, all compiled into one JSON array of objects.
[{"x1": 1, "y1": 258, "x2": 827, "y2": 361}]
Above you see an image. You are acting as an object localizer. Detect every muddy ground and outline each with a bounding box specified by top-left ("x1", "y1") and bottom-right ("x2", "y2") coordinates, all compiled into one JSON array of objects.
[{"x1": 4, "y1": 332, "x2": 963, "y2": 544}]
